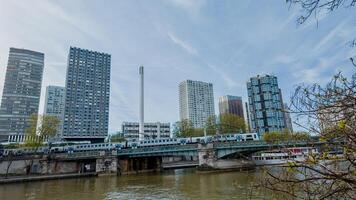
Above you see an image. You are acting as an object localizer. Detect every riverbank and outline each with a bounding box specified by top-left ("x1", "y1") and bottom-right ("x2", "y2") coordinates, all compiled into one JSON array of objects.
[{"x1": 0, "y1": 172, "x2": 97, "y2": 184}]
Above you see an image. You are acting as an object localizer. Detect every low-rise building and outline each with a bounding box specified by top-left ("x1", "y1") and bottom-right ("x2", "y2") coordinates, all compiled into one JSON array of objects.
[{"x1": 121, "y1": 122, "x2": 171, "y2": 140}]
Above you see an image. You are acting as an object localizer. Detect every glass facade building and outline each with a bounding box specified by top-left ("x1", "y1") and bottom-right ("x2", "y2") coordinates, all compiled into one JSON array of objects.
[
  {"x1": 179, "y1": 80, "x2": 215, "y2": 128},
  {"x1": 0, "y1": 48, "x2": 44, "y2": 141},
  {"x1": 62, "y1": 47, "x2": 111, "y2": 142},
  {"x1": 247, "y1": 75, "x2": 286, "y2": 135},
  {"x1": 218, "y1": 95, "x2": 244, "y2": 118}
]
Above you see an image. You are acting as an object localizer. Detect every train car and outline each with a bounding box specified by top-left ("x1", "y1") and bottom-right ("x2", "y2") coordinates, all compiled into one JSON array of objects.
[
  {"x1": 212, "y1": 133, "x2": 260, "y2": 142},
  {"x1": 72, "y1": 143, "x2": 117, "y2": 152},
  {"x1": 136, "y1": 138, "x2": 180, "y2": 148}
]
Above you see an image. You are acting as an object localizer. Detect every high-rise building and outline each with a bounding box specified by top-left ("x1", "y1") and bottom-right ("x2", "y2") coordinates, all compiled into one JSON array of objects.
[
  {"x1": 283, "y1": 103, "x2": 293, "y2": 132},
  {"x1": 179, "y1": 80, "x2": 215, "y2": 128},
  {"x1": 218, "y1": 95, "x2": 244, "y2": 118},
  {"x1": 44, "y1": 86, "x2": 65, "y2": 137},
  {"x1": 245, "y1": 102, "x2": 251, "y2": 132},
  {"x1": 62, "y1": 47, "x2": 111, "y2": 142},
  {"x1": 247, "y1": 74, "x2": 286, "y2": 135},
  {"x1": 121, "y1": 122, "x2": 170, "y2": 140},
  {"x1": 0, "y1": 48, "x2": 44, "y2": 141}
]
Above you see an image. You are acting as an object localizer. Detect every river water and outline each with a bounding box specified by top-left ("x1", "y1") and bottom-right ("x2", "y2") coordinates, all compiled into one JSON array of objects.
[{"x1": 0, "y1": 168, "x2": 279, "y2": 200}]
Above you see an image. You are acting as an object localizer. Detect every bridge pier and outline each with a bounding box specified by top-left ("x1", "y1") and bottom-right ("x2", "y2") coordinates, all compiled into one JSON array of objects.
[
  {"x1": 95, "y1": 157, "x2": 118, "y2": 175},
  {"x1": 118, "y1": 157, "x2": 162, "y2": 175},
  {"x1": 197, "y1": 143, "x2": 255, "y2": 171}
]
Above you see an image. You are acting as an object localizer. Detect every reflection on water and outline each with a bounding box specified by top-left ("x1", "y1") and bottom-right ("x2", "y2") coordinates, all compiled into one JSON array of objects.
[{"x1": 0, "y1": 168, "x2": 277, "y2": 200}]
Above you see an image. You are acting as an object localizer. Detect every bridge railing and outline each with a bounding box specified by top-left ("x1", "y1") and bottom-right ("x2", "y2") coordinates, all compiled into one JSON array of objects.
[
  {"x1": 215, "y1": 140, "x2": 325, "y2": 149},
  {"x1": 117, "y1": 144, "x2": 198, "y2": 155}
]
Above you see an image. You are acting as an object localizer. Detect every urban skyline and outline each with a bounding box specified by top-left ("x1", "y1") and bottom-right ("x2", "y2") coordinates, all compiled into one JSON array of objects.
[{"x1": 0, "y1": 1, "x2": 354, "y2": 134}]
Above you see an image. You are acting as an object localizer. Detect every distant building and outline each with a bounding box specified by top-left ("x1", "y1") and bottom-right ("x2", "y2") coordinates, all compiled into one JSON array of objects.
[
  {"x1": 62, "y1": 47, "x2": 111, "y2": 142},
  {"x1": 283, "y1": 103, "x2": 293, "y2": 132},
  {"x1": 0, "y1": 48, "x2": 44, "y2": 141},
  {"x1": 247, "y1": 74, "x2": 286, "y2": 135},
  {"x1": 245, "y1": 102, "x2": 251, "y2": 132},
  {"x1": 179, "y1": 80, "x2": 215, "y2": 128},
  {"x1": 44, "y1": 86, "x2": 65, "y2": 137},
  {"x1": 122, "y1": 122, "x2": 170, "y2": 140},
  {"x1": 218, "y1": 95, "x2": 244, "y2": 118}
]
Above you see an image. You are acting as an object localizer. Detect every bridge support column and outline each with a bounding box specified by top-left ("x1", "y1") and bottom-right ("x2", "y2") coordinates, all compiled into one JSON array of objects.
[
  {"x1": 198, "y1": 143, "x2": 218, "y2": 169},
  {"x1": 198, "y1": 143, "x2": 255, "y2": 171},
  {"x1": 96, "y1": 157, "x2": 118, "y2": 175}
]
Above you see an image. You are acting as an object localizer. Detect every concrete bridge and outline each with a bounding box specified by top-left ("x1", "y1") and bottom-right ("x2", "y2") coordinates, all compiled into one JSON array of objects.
[
  {"x1": 0, "y1": 140, "x2": 327, "y2": 176},
  {"x1": 116, "y1": 140, "x2": 323, "y2": 158}
]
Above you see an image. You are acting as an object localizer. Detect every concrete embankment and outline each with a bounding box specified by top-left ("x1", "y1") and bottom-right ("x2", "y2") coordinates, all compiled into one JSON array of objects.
[{"x1": 0, "y1": 172, "x2": 97, "y2": 184}]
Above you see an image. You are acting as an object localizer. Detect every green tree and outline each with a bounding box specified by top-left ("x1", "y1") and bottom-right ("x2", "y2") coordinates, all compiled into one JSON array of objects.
[
  {"x1": 176, "y1": 119, "x2": 195, "y2": 137},
  {"x1": 24, "y1": 114, "x2": 60, "y2": 147},
  {"x1": 110, "y1": 132, "x2": 126, "y2": 142},
  {"x1": 262, "y1": 129, "x2": 310, "y2": 142},
  {"x1": 205, "y1": 115, "x2": 217, "y2": 135},
  {"x1": 219, "y1": 113, "x2": 246, "y2": 134},
  {"x1": 23, "y1": 114, "x2": 59, "y2": 175}
]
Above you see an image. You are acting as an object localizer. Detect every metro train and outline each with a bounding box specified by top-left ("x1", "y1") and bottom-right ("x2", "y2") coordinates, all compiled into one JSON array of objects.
[{"x1": 0, "y1": 133, "x2": 259, "y2": 156}]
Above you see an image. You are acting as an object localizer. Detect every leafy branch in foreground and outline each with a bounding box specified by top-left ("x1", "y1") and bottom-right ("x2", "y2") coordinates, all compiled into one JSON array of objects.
[{"x1": 258, "y1": 72, "x2": 356, "y2": 199}]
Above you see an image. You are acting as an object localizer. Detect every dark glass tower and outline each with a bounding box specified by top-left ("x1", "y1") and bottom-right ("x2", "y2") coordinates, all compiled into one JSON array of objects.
[
  {"x1": 0, "y1": 48, "x2": 44, "y2": 141},
  {"x1": 218, "y1": 95, "x2": 244, "y2": 118},
  {"x1": 62, "y1": 47, "x2": 111, "y2": 142}
]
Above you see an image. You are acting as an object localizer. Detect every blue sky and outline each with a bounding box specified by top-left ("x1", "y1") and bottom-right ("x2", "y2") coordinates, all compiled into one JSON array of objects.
[{"x1": 0, "y1": 0, "x2": 355, "y2": 133}]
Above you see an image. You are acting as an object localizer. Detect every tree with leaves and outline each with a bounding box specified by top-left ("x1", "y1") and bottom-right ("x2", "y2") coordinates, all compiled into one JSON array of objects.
[
  {"x1": 262, "y1": 129, "x2": 310, "y2": 142},
  {"x1": 174, "y1": 119, "x2": 196, "y2": 137},
  {"x1": 258, "y1": 1, "x2": 356, "y2": 198},
  {"x1": 24, "y1": 114, "x2": 60, "y2": 147},
  {"x1": 219, "y1": 113, "x2": 246, "y2": 134},
  {"x1": 23, "y1": 114, "x2": 59, "y2": 175}
]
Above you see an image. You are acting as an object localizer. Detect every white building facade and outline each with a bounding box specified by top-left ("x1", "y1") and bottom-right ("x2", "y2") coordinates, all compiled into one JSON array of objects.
[
  {"x1": 44, "y1": 86, "x2": 65, "y2": 137},
  {"x1": 179, "y1": 80, "x2": 215, "y2": 128},
  {"x1": 122, "y1": 122, "x2": 170, "y2": 140}
]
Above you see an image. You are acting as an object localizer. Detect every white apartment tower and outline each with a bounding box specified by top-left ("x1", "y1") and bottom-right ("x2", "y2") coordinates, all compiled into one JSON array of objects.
[
  {"x1": 44, "y1": 86, "x2": 65, "y2": 137},
  {"x1": 179, "y1": 80, "x2": 215, "y2": 128}
]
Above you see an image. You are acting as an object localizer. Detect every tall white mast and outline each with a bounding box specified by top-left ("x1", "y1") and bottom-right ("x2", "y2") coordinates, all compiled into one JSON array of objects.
[{"x1": 139, "y1": 66, "x2": 144, "y2": 141}]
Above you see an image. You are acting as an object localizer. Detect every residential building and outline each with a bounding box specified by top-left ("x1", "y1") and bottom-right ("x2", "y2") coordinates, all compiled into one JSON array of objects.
[
  {"x1": 218, "y1": 95, "x2": 244, "y2": 118},
  {"x1": 44, "y1": 86, "x2": 65, "y2": 137},
  {"x1": 247, "y1": 74, "x2": 286, "y2": 135},
  {"x1": 62, "y1": 47, "x2": 111, "y2": 142},
  {"x1": 122, "y1": 122, "x2": 170, "y2": 140},
  {"x1": 179, "y1": 80, "x2": 215, "y2": 128},
  {"x1": 0, "y1": 48, "x2": 44, "y2": 141}
]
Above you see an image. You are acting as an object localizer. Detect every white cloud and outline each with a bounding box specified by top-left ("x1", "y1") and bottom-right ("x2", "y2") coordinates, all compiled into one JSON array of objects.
[
  {"x1": 312, "y1": 20, "x2": 347, "y2": 53},
  {"x1": 168, "y1": 0, "x2": 206, "y2": 13},
  {"x1": 168, "y1": 32, "x2": 198, "y2": 56},
  {"x1": 207, "y1": 64, "x2": 238, "y2": 88}
]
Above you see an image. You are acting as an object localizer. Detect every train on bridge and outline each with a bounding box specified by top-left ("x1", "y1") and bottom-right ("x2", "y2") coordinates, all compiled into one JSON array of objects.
[{"x1": 0, "y1": 133, "x2": 259, "y2": 157}]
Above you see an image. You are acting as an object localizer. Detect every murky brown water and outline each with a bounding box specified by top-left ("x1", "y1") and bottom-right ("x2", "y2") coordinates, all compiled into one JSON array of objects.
[{"x1": 0, "y1": 168, "x2": 279, "y2": 200}]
